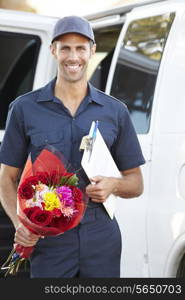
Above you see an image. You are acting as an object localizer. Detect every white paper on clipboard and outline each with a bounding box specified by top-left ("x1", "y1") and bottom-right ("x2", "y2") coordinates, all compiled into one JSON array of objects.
[{"x1": 81, "y1": 122, "x2": 122, "y2": 219}]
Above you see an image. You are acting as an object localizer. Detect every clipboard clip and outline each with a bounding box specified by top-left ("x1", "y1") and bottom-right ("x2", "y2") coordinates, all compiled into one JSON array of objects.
[{"x1": 79, "y1": 135, "x2": 92, "y2": 151}]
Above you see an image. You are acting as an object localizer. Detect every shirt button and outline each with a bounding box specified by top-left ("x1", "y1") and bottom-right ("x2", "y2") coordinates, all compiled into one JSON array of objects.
[{"x1": 72, "y1": 118, "x2": 75, "y2": 121}]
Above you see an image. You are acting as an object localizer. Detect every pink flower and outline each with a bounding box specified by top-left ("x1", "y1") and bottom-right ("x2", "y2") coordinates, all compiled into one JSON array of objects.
[
  {"x1": 56, "y1": 186, "x2": 74, "y2": 206},
  {"x1": 61, "y1": 206, "x2": 76, "y2": 218}
]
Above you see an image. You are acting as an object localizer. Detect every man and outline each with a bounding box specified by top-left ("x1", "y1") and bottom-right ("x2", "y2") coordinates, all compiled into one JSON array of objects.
[{"x1": 0, "y1": 16, "x2": 145, "y2": 277}]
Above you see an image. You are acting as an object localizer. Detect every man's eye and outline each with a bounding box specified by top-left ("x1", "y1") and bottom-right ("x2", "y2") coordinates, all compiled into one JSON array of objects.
[
  {"x1": 61, "y1": 47, "x2": 69, "y2": 51},
  {"x1": 78, "y1": 47, "x2": 85, "y2": 51}
]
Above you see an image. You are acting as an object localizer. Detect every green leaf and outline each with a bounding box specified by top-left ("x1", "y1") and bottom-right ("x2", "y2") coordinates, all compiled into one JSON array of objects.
[{"x1": 65, "y1": 174, "x2": 79, "y2": 186}]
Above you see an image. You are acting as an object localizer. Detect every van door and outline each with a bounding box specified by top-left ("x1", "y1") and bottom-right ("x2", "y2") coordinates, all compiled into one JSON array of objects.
[{"x1": 104, "y1": 2, "x2": 176, "y2": 277}]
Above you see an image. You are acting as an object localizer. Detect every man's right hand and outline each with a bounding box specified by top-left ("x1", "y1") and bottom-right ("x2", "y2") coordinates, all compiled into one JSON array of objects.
[{"x1": 14, "y1": 223, "x2": 40, "y2": 247}]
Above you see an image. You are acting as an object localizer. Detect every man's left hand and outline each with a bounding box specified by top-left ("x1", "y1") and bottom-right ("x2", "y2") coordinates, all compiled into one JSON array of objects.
[{"x1": 85, "y1": 176, "x2": 116, "y2": 203}]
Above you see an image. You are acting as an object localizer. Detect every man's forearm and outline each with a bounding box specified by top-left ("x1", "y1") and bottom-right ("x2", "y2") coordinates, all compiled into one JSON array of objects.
[
  {"x1": 111, "y1": 167, "x2": 144, "y2": 198},
  {"x1": 112, "y1": 172, "x2": 143, "y2": 198}
]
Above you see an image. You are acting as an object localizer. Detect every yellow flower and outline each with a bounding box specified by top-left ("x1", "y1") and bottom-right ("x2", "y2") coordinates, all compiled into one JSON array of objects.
[{"x1": 43, "y1": 192, "x2": 61, "y2": 211}]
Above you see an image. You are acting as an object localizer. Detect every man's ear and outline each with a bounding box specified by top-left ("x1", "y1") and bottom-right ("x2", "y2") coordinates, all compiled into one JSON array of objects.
[
  {"x1": 50, "y1": 43, "x2": 56, "y2": 57},
  {"x1": 91, "y1": 43, "x2": 96, "y2": 57}
]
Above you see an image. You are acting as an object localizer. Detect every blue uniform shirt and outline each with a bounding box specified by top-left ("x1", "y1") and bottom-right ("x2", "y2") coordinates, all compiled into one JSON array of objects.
[{"x1": 0, "y1": 78, "x2": 145, "y2": 175}]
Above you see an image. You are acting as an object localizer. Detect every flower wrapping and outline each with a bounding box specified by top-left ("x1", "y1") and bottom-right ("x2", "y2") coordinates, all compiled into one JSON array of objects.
[{"x1": 1, "y1": 147, "x2": 88, "y2": 276}]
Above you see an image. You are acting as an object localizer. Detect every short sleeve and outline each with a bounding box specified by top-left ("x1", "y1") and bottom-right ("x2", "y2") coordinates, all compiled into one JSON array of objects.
[
  {"x1": 112, "y1": 105, "x2": 145, "y2": 171},
  {"x1": 0, "y1": 100, "x2": 28, "y2": 168}
]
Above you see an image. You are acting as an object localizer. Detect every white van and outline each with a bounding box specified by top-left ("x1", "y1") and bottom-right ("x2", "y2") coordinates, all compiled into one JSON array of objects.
[{"x1": 0, "y1": 0, "x2": 185, "y2": 278}]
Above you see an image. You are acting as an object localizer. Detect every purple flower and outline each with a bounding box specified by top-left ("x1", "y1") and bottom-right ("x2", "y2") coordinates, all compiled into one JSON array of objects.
[{"x1": 56, "y1": 186, "x2": 74, "y2": 206}]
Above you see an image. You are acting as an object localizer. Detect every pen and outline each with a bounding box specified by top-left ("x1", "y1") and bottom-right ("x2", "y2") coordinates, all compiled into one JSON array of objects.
[
  {"x1": 88, "y1": 120, "x2": 99, "y2": 162},
  {"x1": 92, "y1": 120, "x2": 99, "y2": 140}
]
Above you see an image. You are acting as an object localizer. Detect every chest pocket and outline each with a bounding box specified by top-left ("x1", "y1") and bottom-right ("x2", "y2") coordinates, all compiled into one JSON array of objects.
[{"x1": 30, "y1": 131, "x2": 64, "y2": 148}]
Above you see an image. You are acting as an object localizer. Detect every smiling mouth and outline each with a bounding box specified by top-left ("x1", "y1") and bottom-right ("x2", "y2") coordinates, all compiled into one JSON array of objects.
[{"x1": 65, "y1": 64, "x2": 82, "y2": 73}]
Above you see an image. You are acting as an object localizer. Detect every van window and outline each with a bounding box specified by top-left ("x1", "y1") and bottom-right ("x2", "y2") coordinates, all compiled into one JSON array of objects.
[
  {"x1": 88, "y1": 24, "x2": 122, "y2": 91},
  {"x1": 111, "y1": 13, "x2": 175, "y2": 133},
  {"x1": 0, "y1": 31, "x2": 41, "y2": 130}
]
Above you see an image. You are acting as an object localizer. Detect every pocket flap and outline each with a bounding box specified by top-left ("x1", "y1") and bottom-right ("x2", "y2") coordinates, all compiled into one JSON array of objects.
[{"x1": 31, "y1": 131, "x2": 63, "y2": 147}]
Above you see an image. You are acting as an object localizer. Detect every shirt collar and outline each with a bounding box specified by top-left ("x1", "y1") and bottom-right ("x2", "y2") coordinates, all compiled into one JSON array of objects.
[
  {"x1": 87, "y1": 82, "x2": 104, "y2": 106},
  {"x1": 36, "y1": 78, "x2": 56, "y2": 102},
  {"x1": 37, "y1": 77, "x2": 104, "y2": 106}
]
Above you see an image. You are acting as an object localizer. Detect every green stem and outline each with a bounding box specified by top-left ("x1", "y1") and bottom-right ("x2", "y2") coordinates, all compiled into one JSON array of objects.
[{"x1": 1, "y1": 248, "x2": 16, "y2": 269}]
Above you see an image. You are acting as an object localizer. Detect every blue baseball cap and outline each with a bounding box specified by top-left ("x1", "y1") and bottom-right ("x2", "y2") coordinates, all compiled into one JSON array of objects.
[{"x1": 51, "y1": 15, "x2": 95, "y2": 43}]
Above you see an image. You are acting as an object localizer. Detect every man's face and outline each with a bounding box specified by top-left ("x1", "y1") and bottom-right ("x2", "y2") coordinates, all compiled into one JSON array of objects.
[{"x1": 51, "y1": 33, "x2": 96, "y2": 83}]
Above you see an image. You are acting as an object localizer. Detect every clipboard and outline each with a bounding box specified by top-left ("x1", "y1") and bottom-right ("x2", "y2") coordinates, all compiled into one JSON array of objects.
[{"x1": 81, "y1": 121, "x2": 122, "y2": 219}]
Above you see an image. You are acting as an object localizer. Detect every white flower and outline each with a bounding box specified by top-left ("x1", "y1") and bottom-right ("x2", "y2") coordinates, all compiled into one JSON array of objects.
[{"x1": 26, "y1": 198, "x2": 43, "y2": 209}]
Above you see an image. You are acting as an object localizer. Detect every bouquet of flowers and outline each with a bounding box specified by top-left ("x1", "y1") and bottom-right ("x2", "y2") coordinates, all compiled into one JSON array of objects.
[{"x1": 1, "y1": 147, "x2": 87, "y2": 276}]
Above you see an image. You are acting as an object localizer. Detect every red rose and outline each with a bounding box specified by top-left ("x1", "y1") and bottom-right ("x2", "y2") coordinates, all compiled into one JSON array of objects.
[
  {"x1": 18, "y1": 182, "x2": 35, "y2": 200},
  {"x1": 70, "y1": 186, "x2": 83, "y2": 202},
  {"x1": 24, "y1": 176, "x2": 39, "y2": 186},
  {"x1": 29, "y1": 207, "x2": 53, "y2": 226},
  {"x1": 24, "y1": 207, "x2": 40, "y2": 219},
  {"x1": 35, "y1": 172, "x2": 49, "y2": 185},
  {"x1": 18, "y1": 176, "x2": 41, "y2": 199},
  {"x1": 51, "y1": 208, "x2": 62, "y2": 217}
]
